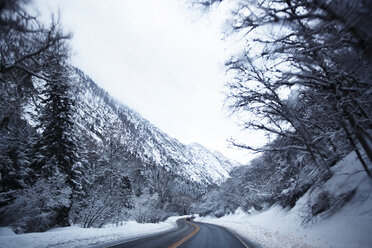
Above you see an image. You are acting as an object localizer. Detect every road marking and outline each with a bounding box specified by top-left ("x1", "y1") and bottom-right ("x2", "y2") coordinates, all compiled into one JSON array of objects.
[
  {"x1": 168, "y1": 220, "x2": 200, "y2": 248},
  {"x1": 231, "y1": 231, "x2": 250, "y2": 248},
  {"x1": 216, "y1": 224, "x2": 251, "y2": 248}
]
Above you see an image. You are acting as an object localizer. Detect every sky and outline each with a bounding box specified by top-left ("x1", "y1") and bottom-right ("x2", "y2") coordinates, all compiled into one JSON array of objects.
[{"x1": 33, "y1": 0, "x2": 266, "y2": 164}]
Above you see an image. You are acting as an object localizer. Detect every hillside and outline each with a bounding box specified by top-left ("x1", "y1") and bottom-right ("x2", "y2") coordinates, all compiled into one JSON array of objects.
[
  {"x1": 69, "y1": 67, "x2": 239, "y2": 186},
  {"x1": 197, "y1": 150, "x2": 372, "y2": 248}
]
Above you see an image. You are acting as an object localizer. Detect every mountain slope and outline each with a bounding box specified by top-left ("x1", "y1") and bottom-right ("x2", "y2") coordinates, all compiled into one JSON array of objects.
[{"x1": 70, "y1": 67, "x2": 239, "y2": 186}]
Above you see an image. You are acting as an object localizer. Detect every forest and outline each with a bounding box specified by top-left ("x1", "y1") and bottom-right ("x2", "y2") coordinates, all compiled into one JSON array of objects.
[{"x1": 1, "y1": 0, "x2": 372, "y2": 237}]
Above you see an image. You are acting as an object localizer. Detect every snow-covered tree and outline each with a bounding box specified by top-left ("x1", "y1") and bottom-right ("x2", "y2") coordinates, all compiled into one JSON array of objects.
[
  {"x1": 196, "y1": 0, "x2": 372, "y2": 178},
  {"x1": 0, "y1": 0, "x2": 75, "y2": 232},
  {"x1": 0, "y1": 175, "x2": 71, "y2": 232},
  {"x1": 130, "y1": 189, "x2": 169, "y2": 223}
]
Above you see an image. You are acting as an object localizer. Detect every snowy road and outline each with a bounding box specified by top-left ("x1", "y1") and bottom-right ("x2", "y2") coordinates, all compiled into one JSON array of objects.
[{"x1": 92, "y1": 218, "x2": 253, "y2": 248}]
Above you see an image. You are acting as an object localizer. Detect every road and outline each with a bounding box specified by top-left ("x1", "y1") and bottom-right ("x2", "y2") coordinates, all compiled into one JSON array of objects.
[{"x1": 93, "y1": 218, "x2": 255, "y2": 248}]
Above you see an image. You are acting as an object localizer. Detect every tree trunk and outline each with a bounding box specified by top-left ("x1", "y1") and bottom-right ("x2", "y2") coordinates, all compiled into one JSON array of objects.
[
  {"x1": 340, "y1": 119, "x2": 372, "y2": 178},
  {"x1": 347, "y1": 114, "x2": 372, "y2": 165}
]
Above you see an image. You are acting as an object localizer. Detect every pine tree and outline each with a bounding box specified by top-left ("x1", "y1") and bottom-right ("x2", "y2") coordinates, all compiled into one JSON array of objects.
[
  {"x1": 0, "y1": 122, "x2": 35, "y2": 192},
  {"x1": 33, "y1": 63, "x2": 78, "y2": 227}
]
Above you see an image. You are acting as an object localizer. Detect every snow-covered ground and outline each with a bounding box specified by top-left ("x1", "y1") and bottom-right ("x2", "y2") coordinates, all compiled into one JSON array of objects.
[
  {"x1": 197, "y1": 151, "x2": 372, "y2": 248},
  {"x1": 0, "y1": 217, "x2": 179, "y2": 248},
  {"x1": 1, "y1": 152, "x2": 371, "y2": 248}
]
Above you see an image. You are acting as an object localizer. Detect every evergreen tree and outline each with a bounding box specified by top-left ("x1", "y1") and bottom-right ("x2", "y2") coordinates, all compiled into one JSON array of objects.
[
  {"x1": 0, "y1": 122, "x2": 35, "y2": 192},
  {"x1": 32, "y1": 63, "x2": 78, "y2": 227}
]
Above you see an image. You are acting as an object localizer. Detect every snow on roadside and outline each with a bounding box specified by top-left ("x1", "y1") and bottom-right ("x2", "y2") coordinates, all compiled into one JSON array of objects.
[
  {"x1": 0, "y1": 228, "x2": 15, "y2": 237},
  {"x1": 197, "y1": 208, "x2": 320, "y2": 248},
  {"x1": 197, "y1": 151, "x2": 372, "y2": 248},
  {"x1": 0, "y1": 217, "x2": 179, "y2": 248}
]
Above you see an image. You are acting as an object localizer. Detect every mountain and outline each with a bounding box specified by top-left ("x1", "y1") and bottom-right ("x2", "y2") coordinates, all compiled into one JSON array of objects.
[
  {"x1": 68, "y1": 67, "x2": 239, "y2": 187},
  {"x1": 2, "y1": 65, "x2": 240, "y2": 232}
]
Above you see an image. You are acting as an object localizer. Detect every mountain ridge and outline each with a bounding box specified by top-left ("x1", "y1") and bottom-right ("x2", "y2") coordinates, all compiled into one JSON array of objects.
[{"x1": 68, "y1": 67, "x2": 240, "y2": 186}]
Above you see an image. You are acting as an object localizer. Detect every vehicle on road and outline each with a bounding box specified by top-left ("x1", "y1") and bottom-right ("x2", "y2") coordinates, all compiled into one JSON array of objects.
[{"x1": 186, "y1": 215, "x2": 195, "y2": 221}]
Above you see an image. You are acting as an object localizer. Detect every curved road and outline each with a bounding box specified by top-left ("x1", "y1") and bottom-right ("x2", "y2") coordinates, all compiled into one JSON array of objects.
[{"x1": 92, "y1": 218, "x2": 254, "y2": 248}]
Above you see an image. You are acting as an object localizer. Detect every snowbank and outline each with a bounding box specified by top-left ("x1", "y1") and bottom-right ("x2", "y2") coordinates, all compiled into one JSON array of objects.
[
  {"x1": 197, "y1": 151, "x2": 372, "y2": 248},
  {"x1": 0, "y1": 217, "x2": 178, "y2": 248},
  {"x1": 0, "y1": 228, "x2": 15, "y2": 237},
  {"x1": 197, "y1": 207, "x2": 319, "y2": 248}
]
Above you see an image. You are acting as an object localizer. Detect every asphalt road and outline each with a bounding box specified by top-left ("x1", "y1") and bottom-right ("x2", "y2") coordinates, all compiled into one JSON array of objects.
[
  {"x1": 93, "y1": 218, "x2": 254, "y2": 248},
  {"x1": 178, "y1": 221, "x2": 250, "y2": 248}
]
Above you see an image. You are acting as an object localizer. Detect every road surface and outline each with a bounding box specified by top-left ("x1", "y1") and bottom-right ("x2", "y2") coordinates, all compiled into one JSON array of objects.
[{"x1": 92, "y1": 218, "x2": 255, "y2": 248}]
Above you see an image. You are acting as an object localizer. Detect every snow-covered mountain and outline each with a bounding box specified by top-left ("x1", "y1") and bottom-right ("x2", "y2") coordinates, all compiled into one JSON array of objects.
[{"x1": 70, "y1": 68, "x2": 239, "y2": 186}]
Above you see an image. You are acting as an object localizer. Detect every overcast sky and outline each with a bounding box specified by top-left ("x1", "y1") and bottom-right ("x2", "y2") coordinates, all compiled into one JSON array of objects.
[{"x1": 33, "y1": 0, "x2": 265, "y2": 163}]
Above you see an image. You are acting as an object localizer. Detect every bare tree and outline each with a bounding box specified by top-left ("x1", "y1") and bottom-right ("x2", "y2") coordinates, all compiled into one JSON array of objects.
[
  {"x1": 1, "y1": 0, "x2": 71, "y2": 131},
  {"x1": 205, "y1": 0, "x2": 372, "y2": 177}
]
